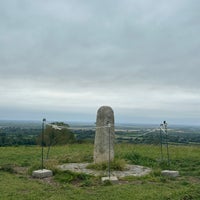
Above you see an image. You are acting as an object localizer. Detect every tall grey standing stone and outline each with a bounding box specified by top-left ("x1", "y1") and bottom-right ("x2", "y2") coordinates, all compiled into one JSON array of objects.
[{"x1": 94, "y1": 106, "x2": 115, "y2": 163}]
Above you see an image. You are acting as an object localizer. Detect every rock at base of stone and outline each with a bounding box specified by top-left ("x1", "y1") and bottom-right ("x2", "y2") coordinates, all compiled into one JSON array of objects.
[
  {"x1": 101, "y1": 176, "x2": 118, "y2": 184},
  {"x1": 161, "y1": 170, "x2": 179, "y2": 178},
  {"x1": 32, "y1": 169, "x2": 53, "y2": 178}
]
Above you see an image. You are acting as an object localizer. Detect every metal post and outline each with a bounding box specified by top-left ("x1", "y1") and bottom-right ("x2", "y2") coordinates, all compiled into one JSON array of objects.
[
  {"x1": 159, "y1": 123, "x2": 163, "y2": 162},
  {"x1": 164, "y1": 121, "x2": 170, "y2": 166},
  {"x1": 41, "y1": 118, "x2": 46, "y2": 169},
  {"x1": 108, "y1": 122, "x2": 111, "y2": 178}
]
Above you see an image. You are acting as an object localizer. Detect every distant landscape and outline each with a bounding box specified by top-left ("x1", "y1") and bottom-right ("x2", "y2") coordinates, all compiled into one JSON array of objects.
[
  {"x1": 0, "y1": 120, "x2": 200, "y2": 146},
  {"x1": 1, "y1": 120, "x2": 200, "y2": 199}
]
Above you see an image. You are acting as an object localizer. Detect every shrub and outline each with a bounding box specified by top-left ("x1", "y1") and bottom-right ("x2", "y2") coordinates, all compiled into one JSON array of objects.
[
  {"x1": 123, "y1": 151, "x2": 156, "y2": 167},
  {"x1": 0, "y1": 164, "x2": 15, "y2": 173},
  {"x1": 102, "y1": 179, "x2": 112, "y2": 186},
  {"x1": 54, "y1": 170, "x2": 93, "y2": 185}
]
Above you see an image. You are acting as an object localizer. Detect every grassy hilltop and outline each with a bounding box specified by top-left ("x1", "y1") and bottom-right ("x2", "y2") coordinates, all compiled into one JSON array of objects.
[{"x1": 0, "y1": 144, "x2": 200, "y2": 200}]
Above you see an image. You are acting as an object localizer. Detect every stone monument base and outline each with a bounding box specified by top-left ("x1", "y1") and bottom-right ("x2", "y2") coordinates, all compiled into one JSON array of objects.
[
  {"x1": 161, "y1": 170, "x2": 179, "y2": 178},
  {"x1": 101, "y1": 176, "x2": 118, "y2": 183},
  {"x1": 32, "y1": 169, "x2": 53, "y2": 178}
]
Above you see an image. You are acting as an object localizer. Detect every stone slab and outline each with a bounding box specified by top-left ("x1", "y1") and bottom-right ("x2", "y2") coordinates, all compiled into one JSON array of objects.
[
  {"x1": 58, "y1": 163, "x2": 151, "y2": 178},
  {"x1": 101, "y1": 176, "x2": 118, "y2": 183},
  {"x1": 161, "y1": 170, "x2": 179, "y2": 178},
  {"x1": 32, "y1": 169, "x2": 53, "y2": 178}
]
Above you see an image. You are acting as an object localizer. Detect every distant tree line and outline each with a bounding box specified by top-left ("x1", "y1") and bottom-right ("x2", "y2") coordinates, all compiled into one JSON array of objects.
[
  {"x1": 73, "y1": 129, "x2": 95, "y2": 143},
  {"x1": 1, "y1": 123, "x2": 200, "y2": 146},
  {"x1": 0, "y1": 122, "x2": 75, "y2": 147},
  {"x1": 0, "y1": 127, "x2": 40, "y2": 146},
  {"x1": 115, "y1": 131, "x2": 200, "y2": 145}
]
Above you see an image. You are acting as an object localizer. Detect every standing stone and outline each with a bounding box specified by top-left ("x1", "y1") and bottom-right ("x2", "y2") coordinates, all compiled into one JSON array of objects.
[{"x1": 94, "y1": 106, "x2": 115, "y2": 163}]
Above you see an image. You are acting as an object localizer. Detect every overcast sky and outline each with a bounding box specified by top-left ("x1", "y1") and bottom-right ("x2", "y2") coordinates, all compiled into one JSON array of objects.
[{"x1": 0, "y1": 0, "x2": 200, "y2": 125}]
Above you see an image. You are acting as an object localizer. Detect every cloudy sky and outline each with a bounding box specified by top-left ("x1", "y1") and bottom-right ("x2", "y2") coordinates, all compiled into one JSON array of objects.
[{"x1": 1, "y1": 0, "x2": 200, "y2": 125}]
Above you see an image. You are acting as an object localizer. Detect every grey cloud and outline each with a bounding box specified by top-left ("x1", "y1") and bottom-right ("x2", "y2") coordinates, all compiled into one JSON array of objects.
[{"x1": 0, "y1": 0, "x2": 200, "y2": 123}]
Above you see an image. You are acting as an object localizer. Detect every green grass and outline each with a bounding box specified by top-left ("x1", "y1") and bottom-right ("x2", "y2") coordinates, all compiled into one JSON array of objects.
[
  {"x1": 1, "y1": 144, "x2": 200, "y2": 199},
  {"x1": 87, "y1": 159, "x2": 126, "y2": 171}
]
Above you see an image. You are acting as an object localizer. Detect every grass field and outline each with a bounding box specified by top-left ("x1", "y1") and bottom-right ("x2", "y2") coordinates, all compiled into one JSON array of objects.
[{"x1": 1, "y1": 144, "x2": 200, "y2": 199}]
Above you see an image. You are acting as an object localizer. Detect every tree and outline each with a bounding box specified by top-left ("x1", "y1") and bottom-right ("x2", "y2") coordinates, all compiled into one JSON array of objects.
[
  {"x1": 37, "y1": 122, "x2": 75, "y2": 158},
  {"x1": 0, "y1": 131, "x2": 6, "y2": 146}
]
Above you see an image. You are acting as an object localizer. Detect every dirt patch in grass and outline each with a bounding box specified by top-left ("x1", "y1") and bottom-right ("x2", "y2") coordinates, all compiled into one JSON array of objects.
[
  {"x1": 13, "y1": 166, "x2": 28, "y2": 175},
  {"x1": 183, "y1": 176, "x2": 200, "y2": 184},
  {"x1": 36, "y1": 176, "x2": 60, "y2": 187}
]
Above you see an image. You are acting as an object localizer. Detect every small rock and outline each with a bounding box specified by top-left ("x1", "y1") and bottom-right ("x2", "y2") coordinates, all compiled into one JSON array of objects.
[
  {"x1": 32, "y1": 169, "x2": 53, "y2": 179},
  {"x1": 161, "y1": 170, "x2": 179, "y2": 178},
  {"x1": 101, "y1": 176, "x2": 118, "y2": 184}
]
